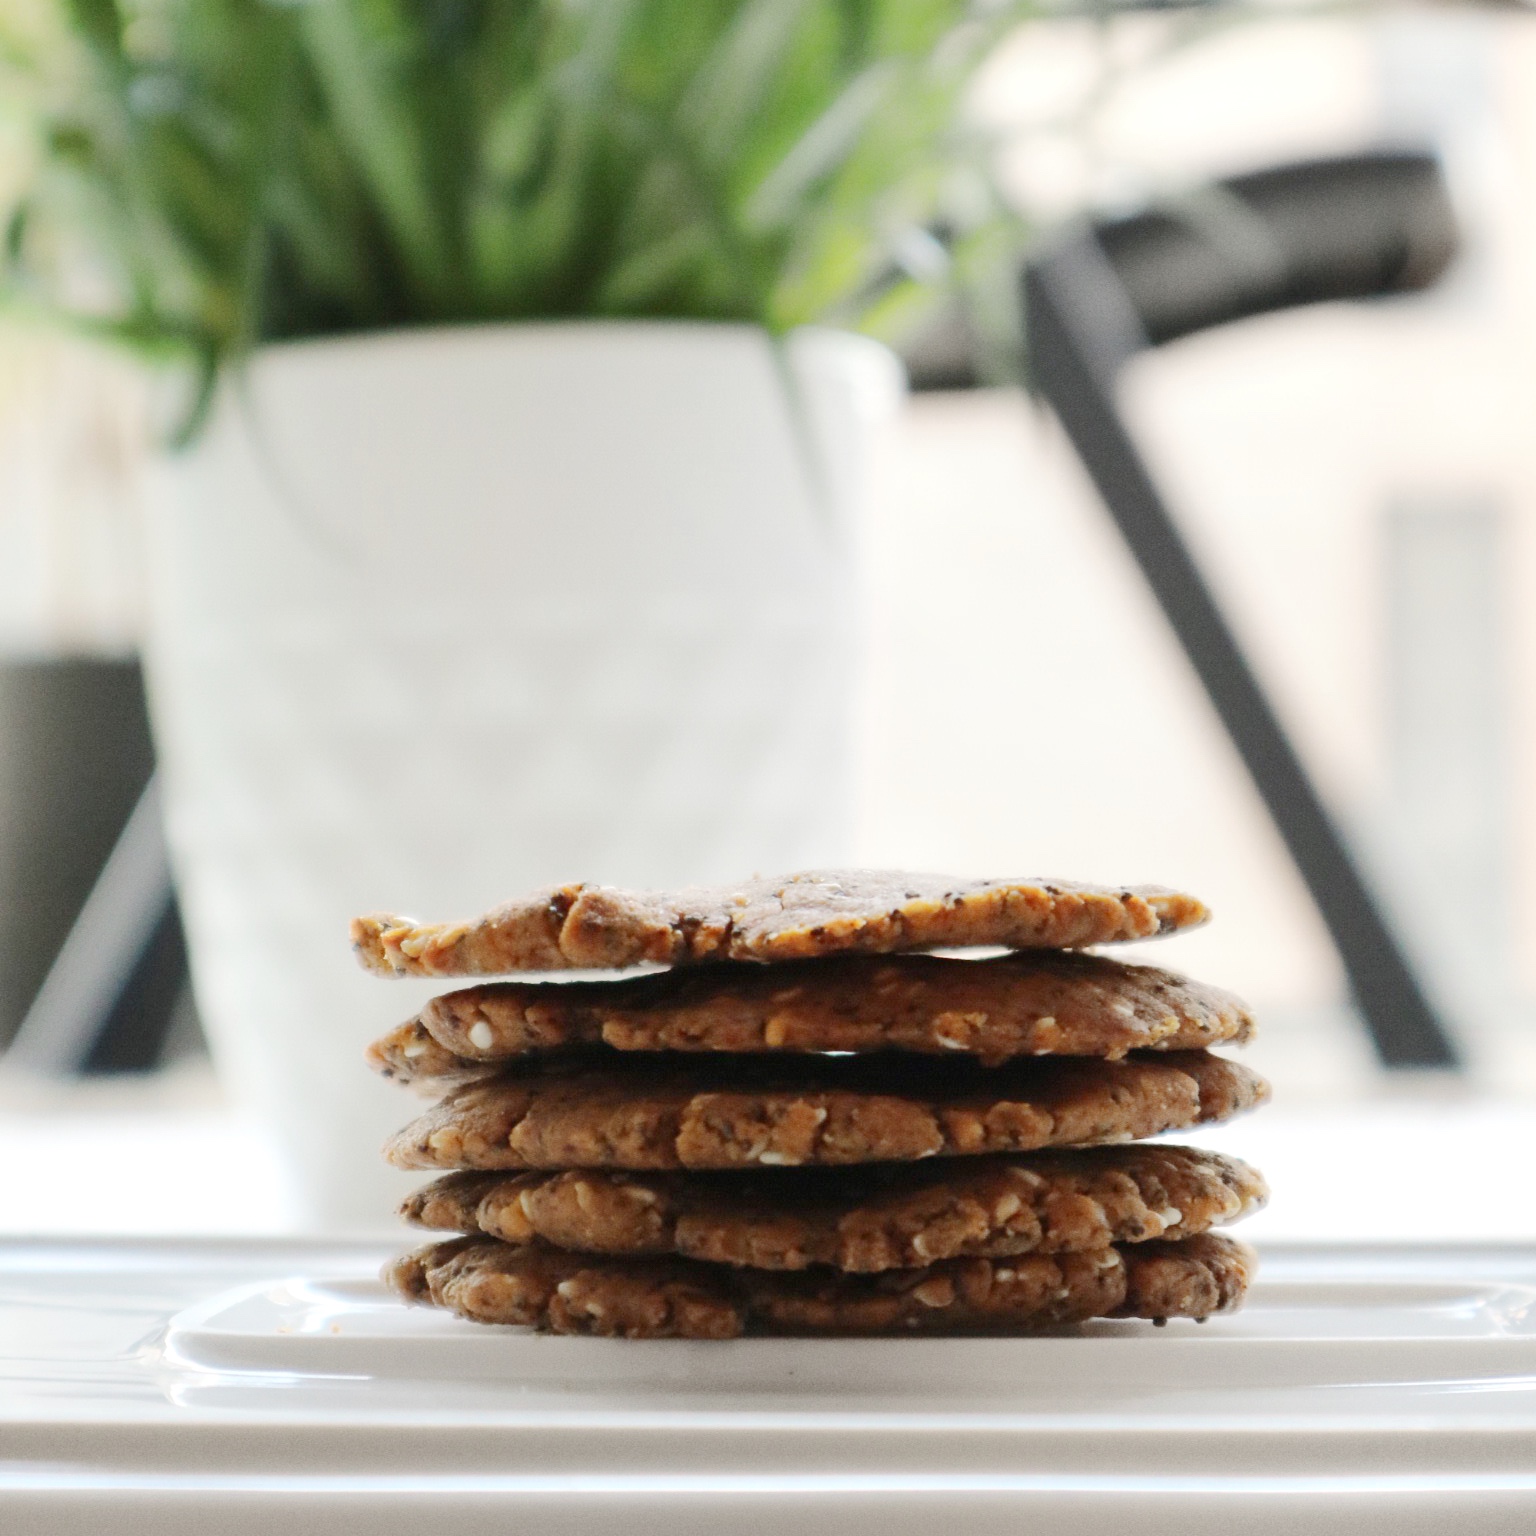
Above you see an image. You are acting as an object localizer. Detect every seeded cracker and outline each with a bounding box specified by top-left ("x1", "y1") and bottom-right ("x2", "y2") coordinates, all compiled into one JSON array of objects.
[
  {"x1": 352, "y1": 871, "x2": 1209, "y2": 978},
  {"x1": 367, "y1": 951, "x2": 1253, "y2": 1084},
  {"x1": 383, "y1": 1050, "x2": 1268, "y2": 1172},
  {"x1": 399, "y1": 1144, "x2": 1268, "y2": 1271},
  {"x1": 385, "y1": 1231, "x2": 1254, "y2": 1337}
]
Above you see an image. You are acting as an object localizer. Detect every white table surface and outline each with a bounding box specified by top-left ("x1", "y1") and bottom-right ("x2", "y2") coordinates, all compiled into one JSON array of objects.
[{"x1": 3, "y1": 1235, "x2": 1536, "y2": 1534}]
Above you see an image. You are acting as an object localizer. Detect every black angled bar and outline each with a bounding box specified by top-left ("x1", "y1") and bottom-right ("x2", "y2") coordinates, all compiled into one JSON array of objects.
[{"x1": 1023, "y1": 152, "x2": 1461, "y2": 1069}]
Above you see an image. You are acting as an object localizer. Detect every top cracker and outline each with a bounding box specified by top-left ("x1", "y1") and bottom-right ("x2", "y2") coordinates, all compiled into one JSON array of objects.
[{"x1": 352, "y1": 870, "x2": 1209, "y2": 978}]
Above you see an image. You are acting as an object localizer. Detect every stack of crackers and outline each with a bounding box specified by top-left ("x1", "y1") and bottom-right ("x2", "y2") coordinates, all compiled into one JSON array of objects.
[{"x1": 356, "y1": 871, "x2": 1269, "y2": 1340}]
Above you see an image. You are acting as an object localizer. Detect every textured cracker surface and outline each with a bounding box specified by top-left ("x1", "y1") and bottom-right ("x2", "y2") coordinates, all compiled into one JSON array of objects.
[
  {"x1": 400, "y1": 1144, "x2": 1268, "y2": 1271},
  {"x1": 369, "y1": 1021, "x2": 497, "y2": 1092},
  {"x1": 384, "y1": 1050, "x2": 1267, "y2": 1172},
  {"x1": 384, "y1": 1231, "x2": 1253, "y2": 1337},
  {"x1": 369, "y1": 952, "x2": 1253, "y2": 1085},
  {"x1": 353, "y1": 870, "x2": 1210, "y2": 978}
]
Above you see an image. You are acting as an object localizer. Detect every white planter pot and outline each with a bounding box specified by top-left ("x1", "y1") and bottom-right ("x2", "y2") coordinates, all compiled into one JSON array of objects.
[{"x1": 143, "y1": 321, "x2": 902, "y2": 1229}]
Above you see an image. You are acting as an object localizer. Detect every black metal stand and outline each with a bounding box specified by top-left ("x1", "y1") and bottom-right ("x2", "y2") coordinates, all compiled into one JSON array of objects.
[{"x1": 1023, "y1": 153, "x2": 1461, "y2": 1069}]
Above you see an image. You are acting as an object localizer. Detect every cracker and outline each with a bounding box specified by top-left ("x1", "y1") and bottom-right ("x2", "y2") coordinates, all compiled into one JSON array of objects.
[
  {"x1": 384, "y1": 1050, "x2": 1267, "y2": 1172},
  {"x1": 383, "y1": 1233, "x2": 479, "y2": 1301},
  {"x1": 370, "y1": 951, "x2": 1252, "y2": 1084},
  {"x1": 399, "y1": 1172, "x2": 503, "y2": 1234},
  {"x1": 369, "y1": 1021, "x2": 497, "y2": 1092},
  {"x1": 1120, "y1": 1229, "x2": 1256, "y2": 1321},
  {"x1": 400, "y1": 1144, "x2": 1268, "y2": 1271},
  {"x1": 386, "y1": 1231, "x2": 1253, "y2": 1337},
  {"x1": 353, "y1": 870, "x2": 1209, "y2": 978}
]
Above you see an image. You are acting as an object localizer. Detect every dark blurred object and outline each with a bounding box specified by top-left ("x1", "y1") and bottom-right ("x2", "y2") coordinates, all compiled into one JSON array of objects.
[
  {"x1": 0, "y1": 661, "x2": 195, "y2": 1074},
  {"x1": 0, "y1": 659, "x2": 151, "y2": 1044},
  {"x1": 83, "y1": 872, "x2": 190, "y2": 1073},
  {"x1": 1024, "y1": 150, "x2": 1461, "y2": 1070},
  {"x1": 892, "y1": 218, "x2": 1029, "y2": 393},
  {"x1": 900, "y1": 298, "x2": 986, "y2": 392},
  {"x1": 1094, "y1": 156, "x2": 1456, "y2": 345}
]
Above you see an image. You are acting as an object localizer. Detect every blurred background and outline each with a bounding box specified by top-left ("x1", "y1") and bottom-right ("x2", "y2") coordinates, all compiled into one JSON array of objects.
[{"x1": 1, "y1": 0, "x2": 1533, "y2": 1241}]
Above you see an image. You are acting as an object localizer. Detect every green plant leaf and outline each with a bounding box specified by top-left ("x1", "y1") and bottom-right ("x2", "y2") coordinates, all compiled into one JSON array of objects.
[
  {"x1": 2, "y1": 0, "x2": 1039, "y2": 420},
  {"x1": 744, "y1": 60, "x2": 895, "y2": 231},
  {"x1": 298, "y1": 0, "x2": 457, "y2": 307}
]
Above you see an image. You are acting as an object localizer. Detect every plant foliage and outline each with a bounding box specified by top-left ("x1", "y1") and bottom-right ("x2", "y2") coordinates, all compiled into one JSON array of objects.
[{"x1": 2, "y1": 0, "x2": 1022, "y2": 426}]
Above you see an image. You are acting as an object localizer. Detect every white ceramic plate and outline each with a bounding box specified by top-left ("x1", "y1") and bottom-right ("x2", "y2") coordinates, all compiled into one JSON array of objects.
[
  {"x1": 5, "y1": 1239, "x2": 1536, "y2": 1535},
  {"x1": 163, "y1": 1258, "x2": 1536, "y2": 1392}
]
